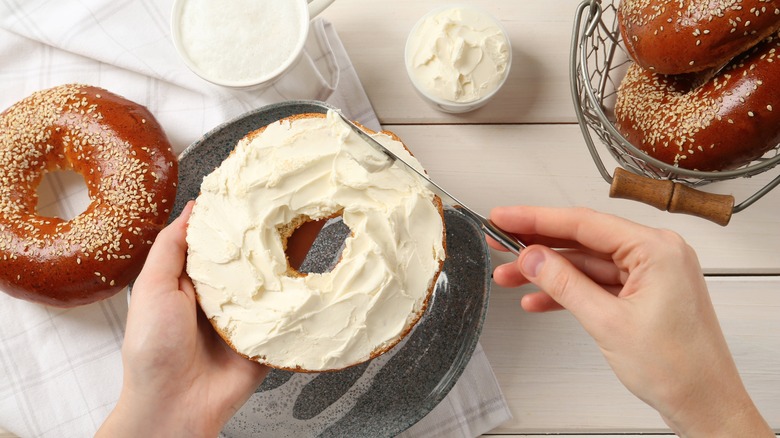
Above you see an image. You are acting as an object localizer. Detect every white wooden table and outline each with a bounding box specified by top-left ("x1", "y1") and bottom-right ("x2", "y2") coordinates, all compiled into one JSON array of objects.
[{"x1": 321, "y1": 0, "x2": 780, "y2": 436}]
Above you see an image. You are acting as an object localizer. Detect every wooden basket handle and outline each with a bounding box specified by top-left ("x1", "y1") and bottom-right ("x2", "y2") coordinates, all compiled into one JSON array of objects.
[{"x1": 609, "y1": 168, "x2": 735, "y2": 226}]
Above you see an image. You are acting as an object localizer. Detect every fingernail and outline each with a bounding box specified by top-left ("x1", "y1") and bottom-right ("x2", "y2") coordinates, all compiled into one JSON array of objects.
[
  {"x1": 520, "y1": 249, "x2": 544, "y2": 277},
  {"x1": 181, "y1": 200, "x2": 195, "y2": 217}
]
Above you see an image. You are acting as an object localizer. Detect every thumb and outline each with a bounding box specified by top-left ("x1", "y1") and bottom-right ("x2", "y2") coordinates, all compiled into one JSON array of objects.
[
  {"x1": 518, "y1": 245, "x2": 614, "y2": 321},
  {"x1": 133, "y1": 201, "x2": 194, "y2": 297}
]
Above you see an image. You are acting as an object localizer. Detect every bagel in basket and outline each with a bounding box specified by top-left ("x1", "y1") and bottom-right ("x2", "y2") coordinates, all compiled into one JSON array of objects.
[
  {"x1": 618, "y1": 0, "x2": 780, "y2": 75},
  {"x1": 615, "y1": 31, "x2": 780, "y2": 171}
]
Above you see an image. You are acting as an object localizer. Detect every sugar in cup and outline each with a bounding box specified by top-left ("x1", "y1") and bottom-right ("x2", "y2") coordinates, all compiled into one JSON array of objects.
[
  {"x1": 405, "y1": 5, "x2": 512, "y2": 113},
  {"x1": 171, "y1": 0, "x2": 335, "y2": 90}
]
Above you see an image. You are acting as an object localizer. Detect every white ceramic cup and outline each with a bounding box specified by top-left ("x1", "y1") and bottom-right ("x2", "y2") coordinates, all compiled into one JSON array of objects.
[{"x1": 171, "y1": 0, "x2": 336, "y2": 90}]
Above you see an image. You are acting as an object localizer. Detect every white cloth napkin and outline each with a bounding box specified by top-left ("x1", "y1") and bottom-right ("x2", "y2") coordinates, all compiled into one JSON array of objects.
[{"x1": 0, "y1": 1, "x2": 512, "y2": 437}]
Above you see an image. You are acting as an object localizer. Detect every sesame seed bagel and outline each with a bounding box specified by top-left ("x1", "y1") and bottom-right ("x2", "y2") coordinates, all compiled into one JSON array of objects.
[
  {"x1": 0, "y1": 84, "x2": 178, "y2": 307},
  {"x1": 618, "y1": 0, "x2": 780, "y2": 75},
  {"x1": 186, "y1": 111, "x2": 446, "y2": 372},
  {"x1": 614, "y1": 31, "x2": 780, "y2": 171}
]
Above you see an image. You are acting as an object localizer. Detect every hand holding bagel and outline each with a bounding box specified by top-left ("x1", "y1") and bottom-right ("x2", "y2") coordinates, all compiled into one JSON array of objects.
[{"x1": 96, "y1": 202, "x2": 269, "y2": 438}]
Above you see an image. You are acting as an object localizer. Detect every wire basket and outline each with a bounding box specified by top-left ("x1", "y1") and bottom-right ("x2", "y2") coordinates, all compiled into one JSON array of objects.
[{"x1": 570, "y1": 0, "x2": 780, "y2": 225}]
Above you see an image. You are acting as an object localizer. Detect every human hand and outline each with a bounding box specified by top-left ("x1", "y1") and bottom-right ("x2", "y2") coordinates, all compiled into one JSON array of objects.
[
  {"x1": 489, "y1": 206, "x2": 771, "y2": 438},
  {"x1": 97, "y1": 201, "x2": 269, "y2": 438}
]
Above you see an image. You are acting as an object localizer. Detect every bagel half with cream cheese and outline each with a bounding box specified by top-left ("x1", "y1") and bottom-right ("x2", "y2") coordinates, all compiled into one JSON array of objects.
[{"x1": 185, "y1": 111, "x2": 446, "y2": 372}]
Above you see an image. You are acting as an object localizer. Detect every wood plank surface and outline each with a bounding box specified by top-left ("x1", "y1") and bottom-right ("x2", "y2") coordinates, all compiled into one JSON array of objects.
[
  {"x1": 386, "y1": 125, "x2": 780, "y2": 274},
  {"x1": 480, "y1": 276, "x2": 780, "y2": 434}
]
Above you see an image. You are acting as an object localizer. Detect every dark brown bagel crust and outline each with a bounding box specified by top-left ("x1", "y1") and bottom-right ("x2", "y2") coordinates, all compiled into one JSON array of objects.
[
  {"x1": 0, "y1": 84, "x2": 178, "y2": 307},
  {"x1": 618, "y1": 0, "x2": 780, "y2": 75},
  {"x1": 615, "y1": 32, "x2": 780, "y2": 171}
]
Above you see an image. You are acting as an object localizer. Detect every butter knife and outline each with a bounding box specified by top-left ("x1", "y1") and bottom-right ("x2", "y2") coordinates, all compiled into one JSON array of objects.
[{"x1": 335, "y1": 111, "x2": 526, "y2": 255}]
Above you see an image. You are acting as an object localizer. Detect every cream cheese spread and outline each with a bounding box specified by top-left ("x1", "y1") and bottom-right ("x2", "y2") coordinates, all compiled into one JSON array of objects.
[
  {"x1": 185, "y1": 110, "x2": 446, "y2": 371},
  {"x1": 406, "y1": 6, "x2": 510, "y2": 103}
]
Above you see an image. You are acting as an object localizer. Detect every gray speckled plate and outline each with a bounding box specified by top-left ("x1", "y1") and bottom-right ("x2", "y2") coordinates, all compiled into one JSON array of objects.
[{"x1": 172, "y1": 101, "x2": 491, "y2": 438}]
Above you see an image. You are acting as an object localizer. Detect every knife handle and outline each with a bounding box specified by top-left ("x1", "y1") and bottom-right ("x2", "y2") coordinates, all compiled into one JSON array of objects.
[
  {"x1": 609, "y1": 167, "x2": 734, "y2": 226},
  {"x1": 484, "y1": 219, "x2": 526, "y2": 255},
  {"x1": 455, "y1": 207, "x2": 526, "y2": 255}
]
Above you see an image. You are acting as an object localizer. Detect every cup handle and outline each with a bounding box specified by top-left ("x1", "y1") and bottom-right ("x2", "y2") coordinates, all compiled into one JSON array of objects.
[
  {"x1": 308, "y1": 0, "x2": 335, "y2": 18},
  {"x1": 271, "y1": 20, "x2": 340, "y2": 101}
]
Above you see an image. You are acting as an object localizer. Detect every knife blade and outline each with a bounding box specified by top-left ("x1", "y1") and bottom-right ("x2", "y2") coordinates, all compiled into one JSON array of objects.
[{"x1": 335, "y1": 111, "x2": 526, "y2": 255}]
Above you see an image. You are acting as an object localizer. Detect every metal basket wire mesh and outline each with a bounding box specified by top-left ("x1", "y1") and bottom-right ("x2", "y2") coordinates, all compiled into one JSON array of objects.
[{"x1": 570, "y1": 0, "x2": 780, "y2": 213}]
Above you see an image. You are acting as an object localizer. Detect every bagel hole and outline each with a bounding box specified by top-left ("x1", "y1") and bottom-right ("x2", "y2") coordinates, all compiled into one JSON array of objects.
[
  {"x1": 286, "y1": 216, "x2": 349, "y2": 275},
  {"x1": 35, "y1": 169, "x2": 89, "y2": 220}
]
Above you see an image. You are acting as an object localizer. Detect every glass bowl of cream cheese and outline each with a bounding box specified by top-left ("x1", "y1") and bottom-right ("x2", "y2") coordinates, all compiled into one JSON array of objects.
[{"x1": 404, "y1": 4, "x2": 512, "y2": 113}]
